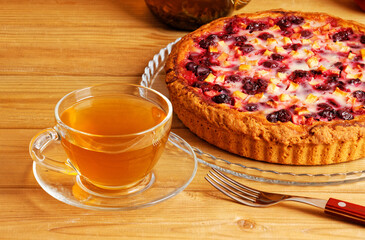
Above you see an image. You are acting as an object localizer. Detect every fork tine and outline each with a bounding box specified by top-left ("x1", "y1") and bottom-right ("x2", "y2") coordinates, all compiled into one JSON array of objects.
[
  {"x1": 208, "y1": 170, "x2": 258, "y2": 200},
  {"x1": 211, "y1": 168, "x2": 261, "y2": 196},
  {"x1": 206, "y1": 172, "x2": 256, "y2": 202},
  {"x1": 205, "y1": 174, "x2": 259, "y2": 206}
]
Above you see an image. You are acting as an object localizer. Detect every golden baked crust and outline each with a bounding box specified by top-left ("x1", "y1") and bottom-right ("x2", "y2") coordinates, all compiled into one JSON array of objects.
[{"x1": 165, "y1": 9, "x2": 365, "y2": 165}]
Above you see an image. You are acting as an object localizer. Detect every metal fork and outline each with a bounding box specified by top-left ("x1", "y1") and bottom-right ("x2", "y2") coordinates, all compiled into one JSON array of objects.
[{"x1": 205, "y1": 168, "x2": 365, "y2": 225}]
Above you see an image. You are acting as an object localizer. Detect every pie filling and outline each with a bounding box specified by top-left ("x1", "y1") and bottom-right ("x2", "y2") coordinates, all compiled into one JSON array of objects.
[{"x1": 182, "y1": 15, "x2": 365, "y2": 125}]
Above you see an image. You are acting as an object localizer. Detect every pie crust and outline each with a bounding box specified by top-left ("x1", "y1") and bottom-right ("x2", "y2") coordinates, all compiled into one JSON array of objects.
[{"x1": 165, "y1": 10, "x2": 365, "y2": 165}]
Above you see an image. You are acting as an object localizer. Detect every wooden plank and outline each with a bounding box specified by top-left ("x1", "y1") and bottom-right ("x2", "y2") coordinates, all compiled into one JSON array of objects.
[
  {"x1": 2, "y1": 128, "x2": 365, "y2": 195},
  {"x1": 0, "y1": 76, "x2": 185, "y2": 128},
  {"x1": 0, "y1": 1, "x2": 183, "y2": 76},
  {"x1": 0, "y1": 188, "x2": 364, "y2": 239}
]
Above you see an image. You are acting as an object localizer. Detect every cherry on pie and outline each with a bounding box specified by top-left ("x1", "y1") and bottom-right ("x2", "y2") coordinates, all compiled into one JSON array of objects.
[{"x1": 165, "y1": 10, "x2": 365, "y2": 165}]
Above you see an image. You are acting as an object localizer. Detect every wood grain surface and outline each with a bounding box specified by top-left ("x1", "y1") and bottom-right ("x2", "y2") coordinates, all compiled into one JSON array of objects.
[{"x1": 1, "y1": 0, "x2": 365, "y2": 239}]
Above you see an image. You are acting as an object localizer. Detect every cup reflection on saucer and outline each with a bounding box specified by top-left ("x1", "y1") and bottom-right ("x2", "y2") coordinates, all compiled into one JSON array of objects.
[{"x1": 30, "y1": 83, "x2": 173, "y2": 196}]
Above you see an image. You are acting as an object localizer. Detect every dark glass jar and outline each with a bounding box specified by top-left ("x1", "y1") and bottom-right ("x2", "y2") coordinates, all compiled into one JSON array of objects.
[{"x1": 145, "y1": 0, "x2": 250, "y2": 30}]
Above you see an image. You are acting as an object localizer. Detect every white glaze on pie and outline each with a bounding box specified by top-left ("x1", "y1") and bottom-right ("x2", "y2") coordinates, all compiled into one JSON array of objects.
[{"x1": 182, "y1": 16, "x2": 365, "y2": 125}]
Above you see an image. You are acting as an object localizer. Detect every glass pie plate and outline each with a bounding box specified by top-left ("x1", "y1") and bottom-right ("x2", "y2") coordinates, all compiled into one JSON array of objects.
[{"x1": 141, "y1": 38, "x2": 365, "y2": 186}]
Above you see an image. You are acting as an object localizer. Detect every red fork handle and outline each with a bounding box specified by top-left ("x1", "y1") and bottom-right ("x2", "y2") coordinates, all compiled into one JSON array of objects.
[{"x1": 324, "y1": 198, "x2": 365, "y2": 225}]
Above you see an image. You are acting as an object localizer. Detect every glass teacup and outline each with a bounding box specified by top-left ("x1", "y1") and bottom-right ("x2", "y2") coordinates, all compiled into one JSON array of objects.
[{"x1": 30, "y1": 83, "x2": 172, "y2": 195}]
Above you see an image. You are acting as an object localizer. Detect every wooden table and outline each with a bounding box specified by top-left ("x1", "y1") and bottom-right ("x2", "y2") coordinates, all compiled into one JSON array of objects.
[{"x1": 1, "y1": 0, "x2": 365, "y2": 239}]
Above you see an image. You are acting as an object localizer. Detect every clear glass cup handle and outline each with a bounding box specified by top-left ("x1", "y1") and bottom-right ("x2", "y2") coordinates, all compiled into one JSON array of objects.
[
  {"x1": 29, "y1": 128, "x2": 77, "y2": 175},
  {"x1": 233, "y1": 0, "x2": 250, "y2": 10}
]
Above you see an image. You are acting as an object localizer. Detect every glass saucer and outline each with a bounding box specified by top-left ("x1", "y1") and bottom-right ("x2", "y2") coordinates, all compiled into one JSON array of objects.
[
  {"x1": 32, "y1": 132, "x2": 197, "y2": 210},
  {"x1": 141, "y1": 39, "x2": 365, "y2": 186}
]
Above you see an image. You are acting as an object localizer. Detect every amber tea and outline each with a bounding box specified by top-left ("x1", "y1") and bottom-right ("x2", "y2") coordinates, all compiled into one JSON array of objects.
[{"x1": 60, "y1": 95, "x2": 169, "y2": 188}]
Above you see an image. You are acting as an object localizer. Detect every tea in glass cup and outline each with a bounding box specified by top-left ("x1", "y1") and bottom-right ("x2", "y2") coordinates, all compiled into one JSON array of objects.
[{"x1": 30, "y1": 83, "x2": 172, "y2": 195}]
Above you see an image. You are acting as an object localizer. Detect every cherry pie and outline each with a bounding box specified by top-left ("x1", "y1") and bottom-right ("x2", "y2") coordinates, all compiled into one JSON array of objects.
[{"x1": 165, "y1": 10, "x2": 365, "y2": 165}]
